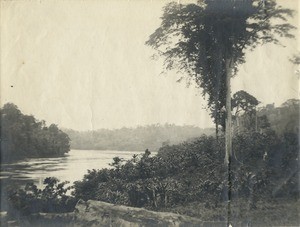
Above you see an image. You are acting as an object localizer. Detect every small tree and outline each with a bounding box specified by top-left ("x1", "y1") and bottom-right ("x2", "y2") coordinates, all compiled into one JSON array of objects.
[{"x1": 232, "y1": 90, "x2": 259, "y2": 132}]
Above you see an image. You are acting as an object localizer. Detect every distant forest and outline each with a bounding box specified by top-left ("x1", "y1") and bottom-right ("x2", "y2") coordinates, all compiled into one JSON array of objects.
[
  {"x1": 235, "y1": 99, "x2": 299, "y2": 136},
  {"x1": 64, "y1": 99, "x2": 299, "y2": 152},
  {"x1": 258, "y1": 99, "x2": 299, "y2": 135},
  {"x1": 0, "y1": 103, "x2": 70, "y2": 162},
  {"x1": 63, "y1": 125, "x2": 214, "y2": 151},
  {"x1": 1, "y1": 99, "x2": 298, "y2": 159}
]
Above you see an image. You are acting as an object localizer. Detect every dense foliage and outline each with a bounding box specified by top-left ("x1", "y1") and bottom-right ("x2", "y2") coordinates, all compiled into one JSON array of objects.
[
  {"x1": 259, "y1": 99, "x2": 299, "y2": 135},
  {"x1": 235, "y1": 99, "x2": 299, "y2": 135},
  {"x1": 73, "y1": 136, "x2": 225, "y2": 208},
  {"x1": 7, "y1": 177, "x2": 77, "y2": 217},
  {"x1": 0, "y1": 103, "x2": 70, "y2": 162},
  {"x1": 73, "y1": 130, "x2": 299, "y2": 215},
  {"x1": 63, "y1": 125, "x2": 214, "y2": 151}
]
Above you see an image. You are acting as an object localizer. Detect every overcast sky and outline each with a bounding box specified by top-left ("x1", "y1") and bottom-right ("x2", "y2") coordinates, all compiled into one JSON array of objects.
[{"x1": 1, "y1": 0, "x2": 299, "y2": 131}]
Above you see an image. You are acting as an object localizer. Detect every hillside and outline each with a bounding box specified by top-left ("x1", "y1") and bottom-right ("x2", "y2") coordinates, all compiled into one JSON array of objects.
[{"x1": 63, "y1": 124, "x2": 214, "y2": 151}]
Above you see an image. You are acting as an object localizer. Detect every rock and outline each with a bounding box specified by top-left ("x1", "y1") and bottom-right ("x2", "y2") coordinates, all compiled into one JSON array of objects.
[
  {"x1": 73, "y1": 199, "x2": 203, "y2": 227},
  {"x1": 7, "y1": 200, "x2": 205, "y2": 226}
]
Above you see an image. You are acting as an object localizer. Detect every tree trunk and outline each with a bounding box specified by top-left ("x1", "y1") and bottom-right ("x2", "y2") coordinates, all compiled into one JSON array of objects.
[
  {"x1": 225, "y1": 58, "x2": 232, "y2": 165},
  {"x1": 255, "y1": 107, "x2": 258, "y2": 132},
  {"x1": 225, "y1": 58, "x2": 233, "y2": 227},
  {"x1": 236, "y1": 115, "x2": 239, "y2": 134},
  {"x1": 215, "y1": 117, "x2": 219, "y2": 140}
]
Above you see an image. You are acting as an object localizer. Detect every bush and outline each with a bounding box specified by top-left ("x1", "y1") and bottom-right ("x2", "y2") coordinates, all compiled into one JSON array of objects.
[
  {"x1": 73, "y1": 135, "x2": 227, "y2": 208},
  {"x1": 7, "y1": 177, "x2": 77, "y2": 217}
]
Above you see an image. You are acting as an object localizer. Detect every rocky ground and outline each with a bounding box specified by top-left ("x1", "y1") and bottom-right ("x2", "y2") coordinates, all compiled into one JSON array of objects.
[{"x1": 0, "y1": 200, "x2": 213, "y2": 227}]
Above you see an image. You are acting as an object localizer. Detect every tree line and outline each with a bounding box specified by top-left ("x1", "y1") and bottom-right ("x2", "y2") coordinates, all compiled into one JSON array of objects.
[
  {"x1": 63, "y1": 125, "x2": 214, "y2": 151},
  {"x1": 64, "y1": 97, "x2": 299, "y2": 152},
  {"x1": 0, "y1": 103, "x2": 70, "y2": 162}
]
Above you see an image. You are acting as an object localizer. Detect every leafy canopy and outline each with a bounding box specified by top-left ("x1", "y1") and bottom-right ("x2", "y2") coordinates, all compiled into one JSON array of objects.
[
  {"x1": 232, "y1": 90, "x2": 259, "y2": 115},
  {"x1": 146, "y1": 0, "x2": 294, "y2": 128}
]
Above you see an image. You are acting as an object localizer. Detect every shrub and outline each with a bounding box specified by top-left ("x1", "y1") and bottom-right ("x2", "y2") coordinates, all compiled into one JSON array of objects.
[{"x1": 7, "y1": 177, "x2": 77, "y2": 217}]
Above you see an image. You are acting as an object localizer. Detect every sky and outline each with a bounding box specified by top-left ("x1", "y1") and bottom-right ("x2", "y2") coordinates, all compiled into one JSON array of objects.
[{"x1": 1, "y1": 0, "x2": 299, "y2": 131}]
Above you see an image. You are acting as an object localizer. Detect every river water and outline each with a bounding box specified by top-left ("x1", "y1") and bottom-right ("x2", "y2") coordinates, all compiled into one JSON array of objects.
[{"x1": 0, "y1": 149, "x2": 149, "y2": 188}]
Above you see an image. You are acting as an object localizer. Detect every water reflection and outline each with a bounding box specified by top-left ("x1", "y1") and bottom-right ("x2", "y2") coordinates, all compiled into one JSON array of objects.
[{"x1": 1, "y1": 149, "x2": 148, "y2": 188}]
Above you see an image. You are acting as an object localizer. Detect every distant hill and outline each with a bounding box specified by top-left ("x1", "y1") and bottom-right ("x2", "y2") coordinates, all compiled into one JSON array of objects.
[
  {"x1": 63, "y1": 124, "x2": 214, "y2": 151},
  {"x1": 63, "y1": 99, "x2": 299, "y2": 152}
]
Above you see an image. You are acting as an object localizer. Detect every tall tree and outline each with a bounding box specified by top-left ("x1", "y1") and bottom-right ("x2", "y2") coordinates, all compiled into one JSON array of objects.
[
  {"x1": 146, "y1": 0, "x2": 294, "y2": 225},
  {"x1": 146, "y1": 0, "x2": 294, "y2": 162}
]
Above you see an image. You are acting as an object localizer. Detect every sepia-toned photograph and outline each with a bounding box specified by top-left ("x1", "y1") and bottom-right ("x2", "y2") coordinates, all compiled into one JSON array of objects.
[{"x1": 1, "y1": 0, "x2": 299, "y2": 226}]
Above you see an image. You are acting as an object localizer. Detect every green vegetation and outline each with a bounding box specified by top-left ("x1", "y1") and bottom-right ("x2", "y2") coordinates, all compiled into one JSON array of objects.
[
  {"x1": 72, "y1": 131, "x2": 298, "y2": 223},
  {"x1": 0, "y1": 103, "x2": 70, "y2": 162},
  {"x1": 7, "y1": 177, "x2": 76, "y2": 218},
  {"x1": 63, "y1": 125, "x2": 214, "y2": 151},
  {"x1": 73, "y1": 135, "x2": 224, "y2": 207}
]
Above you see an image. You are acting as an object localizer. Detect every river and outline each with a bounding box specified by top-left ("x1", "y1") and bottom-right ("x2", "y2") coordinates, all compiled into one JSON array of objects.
[{"x1": 0, "y1": 149, "x2": 152, "y2": 188}]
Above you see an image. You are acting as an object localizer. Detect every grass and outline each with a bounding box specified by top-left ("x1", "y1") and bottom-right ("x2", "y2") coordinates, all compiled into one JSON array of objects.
[{"x1": 161, "y1": 198, "x2": 299, "y2": 226}]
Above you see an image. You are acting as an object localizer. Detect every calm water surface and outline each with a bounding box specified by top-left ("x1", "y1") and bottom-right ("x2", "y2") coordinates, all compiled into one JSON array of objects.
[{"x1": 1, "y1": 149, "x2": 150, "y2": 188}]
